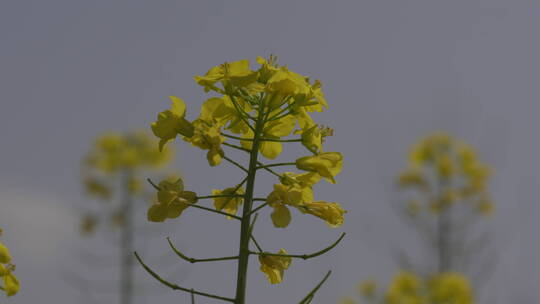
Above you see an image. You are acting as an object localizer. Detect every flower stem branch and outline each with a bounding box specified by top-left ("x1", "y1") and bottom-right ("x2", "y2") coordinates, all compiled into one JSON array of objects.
[
  {"x1": 167, "y1": 238, "x2": 239, "y2": 263},
  {"x1": 134, "y1": 252, "x2": 235, "y2": 303},
  {"x1": 256, "y1": 162, "x2": 296, "y2": 170},
  {"x1": 184, "y1": 202, "x2": 242, "y2": 220},
  {"x1": 260, "y1": 138, "x2": 302, "y2": 143},
  {"x1": 197, "y1": 194, "x2": 244, "y2": 200},
  {"x1": 298, "y1": 271, "x2": 332, "y2": 304},
  {"x1": 250, "y1": 232, "x2": 346, "y2": 260},
  {"x1": 221, "y1": 133, "x2": 254, "y2": 142},
  {"x1": 249, "y1": 202, "x2": 269, "y2": 215},
  {"x1": 223, "y1": 155, "x2": 249, "y2": 173}
]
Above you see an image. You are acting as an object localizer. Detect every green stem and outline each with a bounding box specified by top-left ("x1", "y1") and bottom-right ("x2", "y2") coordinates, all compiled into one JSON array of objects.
[
  {"x1": 234, "y1": 100, "x2": 265, "y2": 304},
  {"x1": 184, "y1": 202, "x2": 242, "y2": 220},
  {"x1": 221, "y1": 143, "x2": 284, "y2": 179},
  {"x1": 120, "y1": 170, "x2": 134, "y2": 304},
  {"x1": 196, "y1": 194, "x2": 244, "y2": 200},
  {"x1": 223, "y1": 155, "x2": 249, "y2": 173},
  {"x1": 298, "y1": 271, "x2": 332, "y2": 304},
  {"x1": 256, "y1": 162, "x2": 296, "y2": 170},
  {"x1": 221, "y1": 133, "x2": 254, "y2": 142},
  {"x1": 260, "y1": 138, "x2": 302, "y2": 143},
  {"x1": 134, "y1": 252, "x2": 235, "y2": 302},
  {"x1": 167, "y1": 237, "x2": 239, "y2": 263},
  {"x1": 229, "y1": 95, "x2": 256, "y2": 132},
  {"x1": 250, "y1": 233, "x2": 346, "y2": 260},
  {"x1": 249, "y1": 202, "x2": 268, "y2": 215},
  {"x1": 222, "y1": 142, "x2": 250, "y2": 153}
]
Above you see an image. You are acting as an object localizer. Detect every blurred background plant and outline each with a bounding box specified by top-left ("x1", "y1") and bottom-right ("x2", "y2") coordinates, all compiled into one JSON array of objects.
[
  {"x1": 340, "y1": 132, "x2": 495, "y2": 304},
  {"x1": 0, "y1": 228, "x2": 19, "y2": 298},
  {"x1": 72, "y1": 131, "x2": 177, "y2": 304}
]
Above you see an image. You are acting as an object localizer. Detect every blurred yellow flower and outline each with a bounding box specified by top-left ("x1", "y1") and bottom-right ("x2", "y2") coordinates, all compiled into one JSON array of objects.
[
  {"x1": 0, "y1": 242, "x2": 11, "y2": 264},
  {"x1": 428, "y1": 272, "x2": 474, "y2": 304},
  {"x1": 358, "y1": 279, "x2": 377, "y2": 298}
]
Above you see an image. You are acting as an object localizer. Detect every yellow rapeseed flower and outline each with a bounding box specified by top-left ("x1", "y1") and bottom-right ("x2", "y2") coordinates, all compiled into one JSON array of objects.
[
  {"x1": 258, "y1": 249, "x2": 291, "y2": 284},
  {"x1": 298, "y1": 201, "x2": 346, "y2": 227},
  {"x1": 188, "y1": 120, "x2": 225, "y2": 166},
  {"x1": 147, "y1": 179, "x2": 198, "y2": 222},
  {"x1": 151, "y1": 96, "x2": 195, "y2": 151},
  {"x1": 212, "y1": 187, "x2": 245, "y2": 219},
  {"x1": 296, "y1": 152, "x2": 343, "y2": 184},
  {"x1": 194, "y1": 59, "x2": 258, "y2": 92},
  {"x1": 0, "y1": 242, "x2": 11, "y2": 264},
  {"x1": 266, "y1": 184, "x2": 303, "y2": 228}
]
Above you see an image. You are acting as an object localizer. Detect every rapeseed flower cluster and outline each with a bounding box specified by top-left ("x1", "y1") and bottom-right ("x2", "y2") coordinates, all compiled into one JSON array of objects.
[
  {"x1": 143, "y1": 55, "x2": 345, "y2": 303},
  {"x1": 341, "y1": 271, "x2": 474, "y2": 304},
  {"x1": 397, "y1": 133, "x2": 494, "y2": 216},
  {"x1": 0, "y1": 229, "x2": 19, "y2": 297}
]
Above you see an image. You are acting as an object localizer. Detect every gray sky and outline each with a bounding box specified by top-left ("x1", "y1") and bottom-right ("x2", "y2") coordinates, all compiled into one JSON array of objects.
[{"x1": 1, "y1": 0, "x2": 540, "y2": 303}]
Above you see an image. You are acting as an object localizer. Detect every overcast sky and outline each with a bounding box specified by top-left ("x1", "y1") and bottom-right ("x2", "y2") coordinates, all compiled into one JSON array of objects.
[{"x1": 1, "y1": 0, "x2": 540, "y2": 303}]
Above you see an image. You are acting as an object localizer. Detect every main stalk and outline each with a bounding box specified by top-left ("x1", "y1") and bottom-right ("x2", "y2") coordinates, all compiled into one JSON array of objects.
[
  {"x1": 234, "y1": 104, "x2": 266, "y2": 304},
  {"x1": 120, "y1": 170, "x2": 134, "y2": 304}
]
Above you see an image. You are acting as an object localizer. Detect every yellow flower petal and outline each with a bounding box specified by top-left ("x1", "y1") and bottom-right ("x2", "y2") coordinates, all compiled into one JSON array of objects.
[
  {"x1": 0, "y1": 242, "x2": 11, "y2": 264},
  {"x1": 270, "y1": 204, "x2": 292, "y2": 228}
]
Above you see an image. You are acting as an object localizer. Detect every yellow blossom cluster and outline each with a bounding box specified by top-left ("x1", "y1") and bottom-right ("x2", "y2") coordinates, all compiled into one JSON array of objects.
[
  {"x1": 0, "y1": 229, "x2": 19, "y2": 297},
  {"x1": 146, "y1": 56, "x2": 346, "y2": 287},
  {"x1": 397, "y1": 133, "x2": 494, "y2": 216},
  {"x1": 342, "y1": 271, "x2": 474, "y2": 304}
]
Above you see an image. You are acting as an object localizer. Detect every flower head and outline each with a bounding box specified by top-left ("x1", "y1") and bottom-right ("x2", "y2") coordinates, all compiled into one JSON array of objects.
[
  {"x1": 147, "y1": 178, "x2": 198, "y2": 222},
  {"x1": 266, "y1": 184, "x2": 303, "y2": 228},
  {"x1": 151, "y1": 96, "x2": 195, "y2": 151},
  {"x1": 187, "y1": 120, "x2": 225, "y2": 166}
]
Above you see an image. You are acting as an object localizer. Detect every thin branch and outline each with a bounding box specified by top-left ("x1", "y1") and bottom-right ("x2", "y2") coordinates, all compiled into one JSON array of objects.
[
  {"x1": 147, "y1": 178, "x2": 160, "y2": 190},
  {"x1": 191, "y1": 289, "x2": 196, "y2": 304},
  {"x1": 184, "y1": 202, "x2": 242, "y2": 221},
  {"x1": 221, "y1": 143, "x2": 288, "y2": 179},
  {"x1": 229, "y1": 94, "x2": 256, "y2": 132},
  {"x1": 248, "y1": 214, "x2": 263, "y2": 253},
  {"x1": 166, "y1": 238, "x2": 239, "y2": 263},
  {"x1": 196, "y1": 194, "x2": 244, "y2": 200},
  {"x1": 222, "y1": 142, "x2": 251, "y2": 153},
  {"x1": 250, "y1": 233, "x2": 346, "y2": 260},
  {"x1": 260, "y1": 138, "x2": 301, "y2": 143},
  {"x1": 249, "y1": 202, "x2": 269, "y2": 215},
  {"x1": 223, "y1": 155, "x2": 249, "y2": 173},
  {"x1": 257, "y1": 161, "x2": 283, "y2": 178},
  {"x1": 298, "y1": 271, "x2": 332, "y2": 304},
  {"x1": 134, "y1": 252, "x2": 235, "y2": 303},
  {"x1": 221, "y1": 133, "x2": 254, "y2": 142},
  {"x1": 256, "y1": 162, "x2": 296, "y2": 170},
  {"x1": 250, "y1": 235, "x2": 264, "y2": 253}
]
